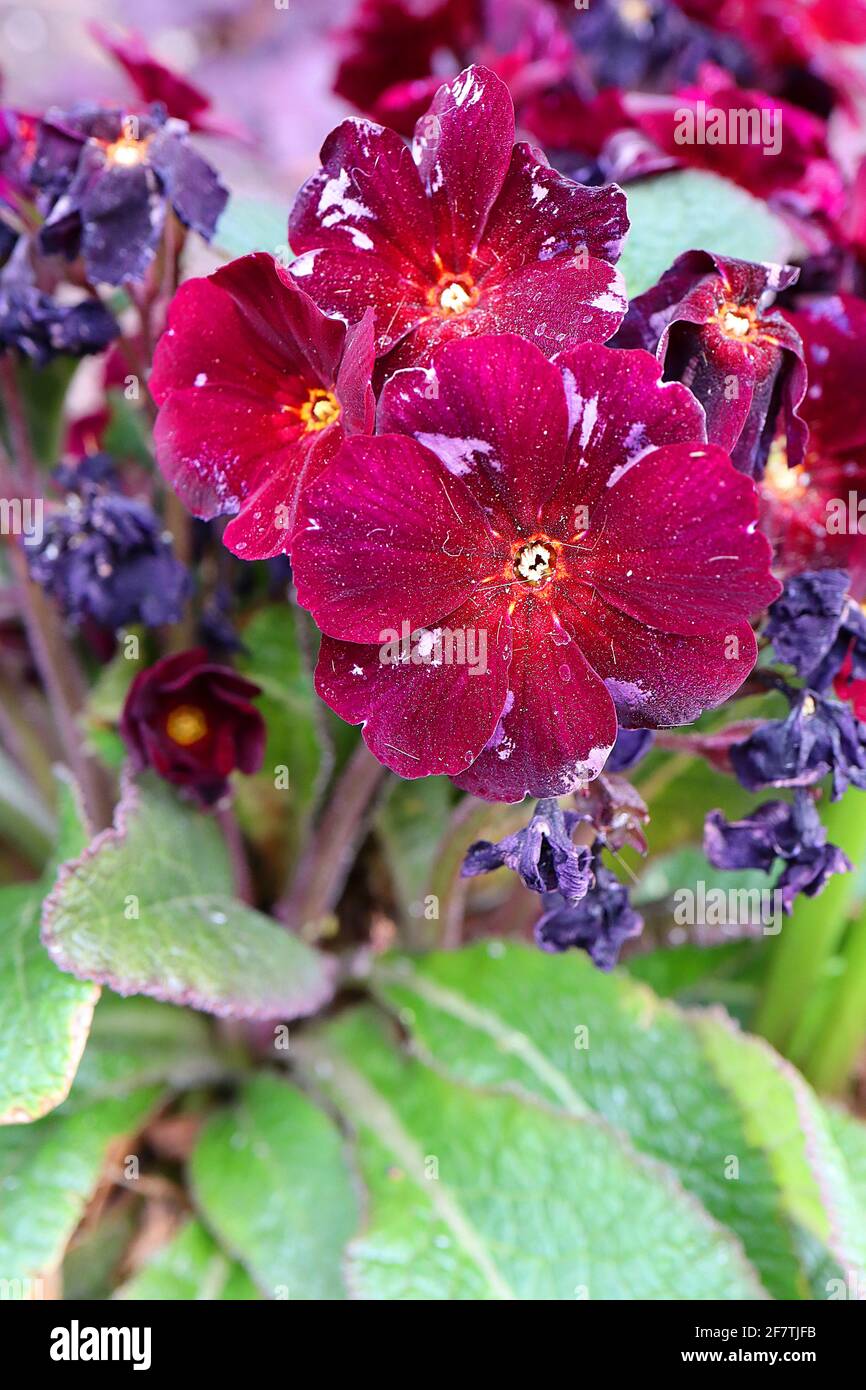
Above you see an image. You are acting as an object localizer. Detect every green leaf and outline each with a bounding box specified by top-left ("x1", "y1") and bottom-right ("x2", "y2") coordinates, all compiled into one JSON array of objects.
[
  {"x1": 67, "y1": 995, "x2": 228, "y2": 1106},
  {"x1": 0, "y1": 775, "x2": 98, "y2": 1124},
  {"x1": 825, "y1": 1105, "x2": 866, "y2": 1217},
  {"x1": 0, "y1": 885, "x2": 99, "y2": 1124},
  {"x1": 625, "y1": 940, "x2": 761, "y2": 1009},
  {"x1": 373, "y1": 943, "x2": 866, "y2": 1298},
  {"x1": 62, "y1": 1203, "x2": 137, "y2": 1300},
  {"x1": 213, "y1": 197, "x2": 288, "y2": 262},
  {"x1": 694, "y1": 1012, "x2": 866, "y2": 1297},
  {"x1": 190, "y1": 1074, "x2": 359, "y2": 1299},
  {"x1": 620, "y1": 169, "x2": 798, "y2": 299},
  {"x1": 2, "y1": 357, "x2": 77, "y2": 465},
  {"x1": 376, "y1": 777, "x2": 454, "y2": 924},
  {"x1": 296, "y1": 1009, "x2": 766, "y2": 1300},
  {"x1": 42, "y1": 773, "x2": 336, "y2": 1020},
  {"x1": 117, "y1": 1220, "x2": 260, "y2": 1301},
  {"x1": 236, "y1": 605, "x2": 325, "y2": 845},
  {"x1": 0, "y1": 1086, "x2": 159, "y2": 1284}
]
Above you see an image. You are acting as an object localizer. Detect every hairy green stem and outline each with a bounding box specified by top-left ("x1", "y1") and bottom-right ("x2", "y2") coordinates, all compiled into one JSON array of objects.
[
  {"x1": 276, "y1": 739, "x2": 387, "y2": 933},
  {"x1": 802, "y1": 906, "x2": 866, "y2": 1094},
  {"x1": 753, "y1": 790, "x2": 866, "y2": 1056}
]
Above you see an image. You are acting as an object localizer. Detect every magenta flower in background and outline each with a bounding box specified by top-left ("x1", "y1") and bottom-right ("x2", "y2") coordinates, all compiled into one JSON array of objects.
[
  {"x1": 288, "y1": 65, "x2": 629, "y2": 370},
  {"x1": 89, "y1": 22, "x2": 251, "y2": 142},
  {"x1": 292, "y1": 334, "x2": 779, "y2": 801},
  {"x1": 333, "y1": 0, "x2": 574, "y2": 137},
  {"x1": 760, "y1": 293, "x2": 866, "y2": 595},
  {"x1": 150, "y1": 252, "x2": 376, "y2": 561},
  {"x1": 615, "y1": 250, "x2": 808, "y2": 477},
  {"x1": 628, "y1": 68, "x2": 847, "y2": 242}
]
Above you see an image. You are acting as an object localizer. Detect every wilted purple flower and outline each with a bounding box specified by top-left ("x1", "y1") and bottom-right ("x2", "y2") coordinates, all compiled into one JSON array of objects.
[
  {"x1": 605, "y1": 727, "x2": 654, "y2": 773},
  {"x1": 462, "y1": 797, "x2": 592, "y2": 904},
  {"x1": 765, "y1": 570, "x2": 850, "y2": 682},
  {"x1": 28, "y1": 455, "x2": 190, "y2": 630},
  {"x1": 0, "y1": 276, "x2": 118, "y2": 365},
  {"x1": 534, "y1": 844, "x2": 643, "y2": 969},
  {"x1": 704, "y1": 790, "x2": 850, "y2": 913},
  {"x1": 766, "y1": 570, "x2": 866, "y2": 697},
  {"x1": 31, "y1": 103, "x2": 227, "y2": 285},
  {"x1": 730, "y1": 688, "x2": 866, "y2": 801},
  {"x1": 565, "y1": 0, "x2": 753, "y2": 94}
]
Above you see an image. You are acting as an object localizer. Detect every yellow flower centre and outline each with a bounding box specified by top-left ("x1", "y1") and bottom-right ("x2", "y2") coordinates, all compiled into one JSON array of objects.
[
  {"x1": 763, "y1": 438, "x2": 807, "y2": 500},
  {"x1": 715, "y1": 300, "x2": 759, "y2": 342},
  {"x1": 165, "y1": 704, "x2": 209, "y2": 747},
  {"x1": 439, "y1": 281, "x2": 473, "y2": 314},
  {"x1": 618, "y1": 0, "x2": 652, "y2": 26},
  {"x1": 298, "y1": 388, "x2": 340, "y2": 432},
  {"x1": 104, "y1": 135, "x2": 149, "y2": 167},
  {"x1": 513, "y1": 540, "x2": 555, "y2": 586}
]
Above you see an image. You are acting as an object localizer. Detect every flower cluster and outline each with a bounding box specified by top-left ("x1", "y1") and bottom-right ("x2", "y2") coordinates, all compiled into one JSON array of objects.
[{"x1": 12, "y1": 3, "x2": 866, "y2": 971}]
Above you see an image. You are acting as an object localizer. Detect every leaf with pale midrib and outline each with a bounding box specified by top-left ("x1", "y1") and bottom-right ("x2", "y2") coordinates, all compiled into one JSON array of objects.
[
  {"x1": 373, "y1": 943, "x2": 866, "y2": 1298},
  {"x1": 190, "y1": 1074, "x2": 359, "y2": 1300},
  {"x1": 294, "y1": 1008, "x2": 767, "y2": 1301},
  {"x1": 42, "y1": 773, "x2": 336, "y2": 1020}
]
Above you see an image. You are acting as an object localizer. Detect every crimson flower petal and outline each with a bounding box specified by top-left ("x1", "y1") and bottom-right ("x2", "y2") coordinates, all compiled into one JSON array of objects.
[
  {"x1": 289, "y1": 117, "x2": 437, "y2": 280},
  {"x1": 478, "y1": 140, "x2": 628, "y2": 272},
  {"x1": 576, "y1": 442, "x2": 781, "y2": 634},
  {"x1": 541, "y1": 341, "x2": 706, "y2": 521},
  {"x1": 573, "y1": 603, "x2": 760, "y2": 727},
  {"x1": 452, "y1": 602, "x2": 617, "y2": 802},
  {"x1": 151, "y1": 253, "x2": 374, "y2": 560},
  {"x1": 293, "y1": 433, "x2": 501, "y2": 643},
  {"x1": 411, "y1": 65, "x2": 514, "y2": 268},
  {"x1": 377, "y1": 333, "x2": 569, "y2": 532},
  {"x1": 315, "y1": 590, "x2": 511, "y2": 779}
]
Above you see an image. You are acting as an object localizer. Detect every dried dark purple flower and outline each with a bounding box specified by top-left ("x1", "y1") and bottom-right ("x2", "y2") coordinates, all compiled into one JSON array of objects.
[
  {"x1": 0, "y1": 278, "x2": 118, "y2": 365},
  {"x1": 534, "y1": 844, "x2": 643, "y2": 969},
  {"x1": 462, "y1": 796, "x2": 592, "y2": 904},
  {"x1": 704, "y1": 790, "x2": 850, "y2": 912},
  {"x1": 605, "y1": 727, "x2": 654, "y2": 773},
  {"x1": 730, "y1": 688, "x2": 866, "y2": 801},
  {"x1": 28, "y1": 455, "x2": 190, "y2": 630},
  {"x1": 31, "y1": 103, "x2": 227, "y2": 285}
]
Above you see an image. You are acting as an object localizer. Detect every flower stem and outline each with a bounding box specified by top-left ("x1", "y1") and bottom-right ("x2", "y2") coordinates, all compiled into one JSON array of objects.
[
  {"x1": 277, "y1": 740, "x2": 387, "y2": 933},
  {"x1": 217, "y1": 803, "x2": 254, "y2": 905},
  {"x1": 0, "y1": 358, "x2": 37, "y2": 492},
  {"x1": 10, "y1": 547, "x2": 115, "y2": 830}
]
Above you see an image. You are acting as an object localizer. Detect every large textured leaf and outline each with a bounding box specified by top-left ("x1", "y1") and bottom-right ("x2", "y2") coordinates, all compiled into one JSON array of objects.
[
  {"x1": 190, "y1": 1074, "x2": 359, "y2": 1300},
  {"x1": 295, "y1": 1009, "x2": 766, "y2": 1300},
  {"x1": 373, "y1": 943, "x2": 864, "y2": 1298},
  {"x1": 620, "y1": 169, "x2": 798, "y2": 298},
  {"x1": 117, "y1": 1220, "x2": 260, "y2": 1301},
  {"x1": 0, "y1": 1086, "x2": 159, "y2": 1285},
  {"x1": 41, "y1": 773, "x2": 336, "y2": 1020},
  {"x1": 67, "y1": 995, "x2": 227, "y2": 1106},
  {"x1": 0, "y1": 777, "x2": 98, "y2": 1124},
  {"x1": 694, "y1": 1013, "x2": 866, "y2": 1290},
  {"x1": 826, "y1": 1105, "x2": 866, "y2": 1214}
]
